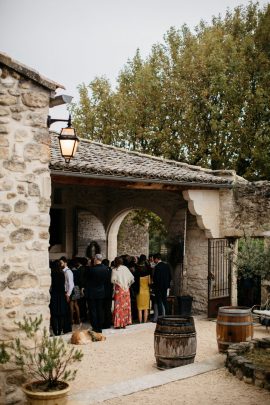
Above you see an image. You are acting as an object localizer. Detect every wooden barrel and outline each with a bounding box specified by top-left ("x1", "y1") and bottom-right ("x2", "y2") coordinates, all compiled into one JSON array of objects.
[
  {"x1": 154, "y1": 316, "x2": 197, "y2": 369},
  {"x1": 216, "y1": 306, "x2": 253, "y2": 353}
]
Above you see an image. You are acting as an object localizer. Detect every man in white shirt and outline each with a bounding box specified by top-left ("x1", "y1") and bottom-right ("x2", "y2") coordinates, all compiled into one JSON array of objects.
[{"x1": 60, "y1": 256, "x2": 74, "y2": 333}]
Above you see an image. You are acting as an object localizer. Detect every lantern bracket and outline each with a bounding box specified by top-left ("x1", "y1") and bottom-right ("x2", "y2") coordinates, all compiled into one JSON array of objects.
[{"x1": 47, "y1": 114, "x2": 71, "y2": 128}]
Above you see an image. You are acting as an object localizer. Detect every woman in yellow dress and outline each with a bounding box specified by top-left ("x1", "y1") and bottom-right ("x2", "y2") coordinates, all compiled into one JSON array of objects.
[{"x1": 135, "y1": 255, "x2": 152, "y2": 323}]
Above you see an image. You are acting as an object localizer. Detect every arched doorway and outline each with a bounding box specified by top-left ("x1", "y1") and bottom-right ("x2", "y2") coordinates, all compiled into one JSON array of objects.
[
  {"x1": 107, "y1": 208, "x2": 167, "y2": 262},
  {"x1": 107, "y1": 207, "x2": 185, "y2": 298},
  {"x1": 117, "y1": 209, "x2": 168, "y2": 259}
]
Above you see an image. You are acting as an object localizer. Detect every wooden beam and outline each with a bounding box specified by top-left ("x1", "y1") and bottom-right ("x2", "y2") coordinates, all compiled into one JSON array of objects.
[{"x1": 50, "y1": 174, "x2": 183, "y2": 191}]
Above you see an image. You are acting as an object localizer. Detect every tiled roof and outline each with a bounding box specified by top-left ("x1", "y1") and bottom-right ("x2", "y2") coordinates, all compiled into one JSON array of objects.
[{"x1": 50, "y1": 134, "x2": 235, "y2": 186}]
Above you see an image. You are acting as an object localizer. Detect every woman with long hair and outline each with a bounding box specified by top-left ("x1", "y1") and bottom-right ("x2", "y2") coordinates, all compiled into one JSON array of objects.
[{"x1": 111, "y1": 256, "x2": 134, "y2": 328}]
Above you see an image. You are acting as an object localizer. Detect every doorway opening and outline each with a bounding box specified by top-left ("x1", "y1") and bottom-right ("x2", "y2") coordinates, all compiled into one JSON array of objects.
[{"x1": 117, "y1": 209, "x2": 168, "y2": 259}]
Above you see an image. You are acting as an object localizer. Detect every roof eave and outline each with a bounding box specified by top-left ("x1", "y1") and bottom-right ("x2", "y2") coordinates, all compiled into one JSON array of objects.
[
  {"x1": 50, "y1": 169, "x2": 233, "y2": 189},
  {"x1": 0, "y1": 52, "x2": 65, "y2": 91}
]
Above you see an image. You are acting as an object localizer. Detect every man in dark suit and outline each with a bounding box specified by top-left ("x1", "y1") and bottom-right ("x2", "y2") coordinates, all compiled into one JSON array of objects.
[
  {"x1": 82, "y1": 254, "x2": 110, "y2": 333},
  {"x1": 153, "y1": 253, "x2": 171, "y2": 317}
]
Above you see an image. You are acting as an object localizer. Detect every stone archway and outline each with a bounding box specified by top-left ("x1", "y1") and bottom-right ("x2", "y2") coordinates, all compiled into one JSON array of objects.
[
  {"x1": 107, "y1": 209, "x2": 138, "y2": 262},
  {"x1": 117, "y1": 211, "x2": 149, "y2": 258},
  {"x1": 107, "y1": 206, "x2": 187, "y2": 297},
  {"x1": 107, "y1": 207, "x2": 167, "y2": 262}
]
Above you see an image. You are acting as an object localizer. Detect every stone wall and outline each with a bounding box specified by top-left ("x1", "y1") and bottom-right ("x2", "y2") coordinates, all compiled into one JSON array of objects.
[
  {"x1": 167, "y1": 209, "x2": 186, "y2": 296},
  {"x1": 77, "y1": 210, "x2": 106, "y2": 257},
  {"x1": 184, "y1": 212, "x2": 208, "y2": 314},
  {"x1": 219, "y1": 183, "x2": 270, "y2": 306},
  {"x1": 0, "y1": 65, "x2": 51, "y2": 404},
  {"x1": 226, "y1": 339, "x2": 270, "y2": 390},
  {"x1": 220, "y1": 182, "x2": 270, "y2": 237},
  {"x1": 117, "y1": 211, "x2": 149, "y2": 257}
]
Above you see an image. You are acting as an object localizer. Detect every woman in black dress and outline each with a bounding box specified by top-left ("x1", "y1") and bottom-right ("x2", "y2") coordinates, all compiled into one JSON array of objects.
[{"x1": 49, "y1": 260, "x2": 68, "y2": 336}]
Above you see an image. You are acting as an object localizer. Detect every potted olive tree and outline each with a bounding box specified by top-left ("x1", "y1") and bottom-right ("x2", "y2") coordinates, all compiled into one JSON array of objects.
[{"x1": 0, "y1": 315, "x2": 83, "y2": 405}]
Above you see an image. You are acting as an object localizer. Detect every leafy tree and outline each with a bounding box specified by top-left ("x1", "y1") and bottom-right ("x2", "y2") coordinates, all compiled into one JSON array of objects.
[
  {"x1": 131, "y1": 209, "x2": 167, "y2": 254},
  {"x1": 233, "y1": 237, "x2": 270, "y2": 280},
  {"x1": 71, "y1": 2, "x2": 270, "y2": 180},
  {"x1": 72, "y1": 78, "x2": 121, "y2": 145}
]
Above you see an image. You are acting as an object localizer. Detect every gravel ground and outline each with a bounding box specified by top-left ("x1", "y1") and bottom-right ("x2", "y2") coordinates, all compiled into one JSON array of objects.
[{"x1": 68, "y1": 317, "x2": 270, "y2": 404}]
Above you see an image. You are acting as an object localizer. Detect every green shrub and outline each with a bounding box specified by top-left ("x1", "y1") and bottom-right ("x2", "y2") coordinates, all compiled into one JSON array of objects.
[
  {"x1": 234, "y1": 237, "x2": 270, "y2": 280},
  {"x1": 0, "y1": 315, "x2": 83, "y2": 391}
]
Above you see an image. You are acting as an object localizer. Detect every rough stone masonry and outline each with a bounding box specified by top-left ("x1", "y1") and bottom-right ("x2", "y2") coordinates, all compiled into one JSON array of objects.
[{"x1": 0, "y1": 53, "x2": 63, "y2": 405}]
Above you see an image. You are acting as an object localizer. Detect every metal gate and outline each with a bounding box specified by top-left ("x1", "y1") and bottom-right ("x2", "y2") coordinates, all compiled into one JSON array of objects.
[{"x1": 208, "y1": 238, "x2": 232, "y2": 318}]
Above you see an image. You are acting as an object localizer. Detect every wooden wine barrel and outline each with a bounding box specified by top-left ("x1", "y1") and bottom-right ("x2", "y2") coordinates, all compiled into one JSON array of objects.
[
  {"x1": 216, "y1": 306, "x2": 253, "y2": 353},
  {"x1": 154, "y1": 316, "x2": 197, "y2": 369}
]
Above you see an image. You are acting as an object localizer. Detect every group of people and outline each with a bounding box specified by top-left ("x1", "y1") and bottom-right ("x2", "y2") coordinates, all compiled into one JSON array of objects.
[{"x1": 49, "y1": 253, "x2": 171, "y2": 336}]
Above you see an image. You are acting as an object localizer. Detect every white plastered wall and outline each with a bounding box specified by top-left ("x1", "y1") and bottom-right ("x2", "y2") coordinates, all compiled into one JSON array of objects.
[
  {"x1": 182, "y1": 189, "x2": 221, "y2": 238},
  {"x1": 107, "y1": 210, "x2": 131, "y2": 262}
]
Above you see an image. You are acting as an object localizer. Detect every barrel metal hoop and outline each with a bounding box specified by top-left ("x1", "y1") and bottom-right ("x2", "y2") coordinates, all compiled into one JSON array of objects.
[
  {"x1": 155, "y1": 333, "x2": 196, "y2": 338},
  {"x1": 218, "y1": 313, "x2": 251, "y2": 317},
  {"x1": 157, "y1": 354, "x2": 196, "y2": 360},
  {"x1": 218, "y1": 308, "x2": 251, "y2": 315},
  {"x1": 217, "y1": 321, "x2": 253, "y2": 326},
  {"x1": 217, "y1": 338, "x2": 252, "y2": 345}
]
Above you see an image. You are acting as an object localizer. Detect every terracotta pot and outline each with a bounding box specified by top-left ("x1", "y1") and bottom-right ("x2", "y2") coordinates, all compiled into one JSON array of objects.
[{"x1": 21, "y1": 381, "x2": 70, "y2": 405}]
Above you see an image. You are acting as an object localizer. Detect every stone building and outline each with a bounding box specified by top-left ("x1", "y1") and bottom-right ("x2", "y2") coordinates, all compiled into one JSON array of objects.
[
  {"x1": 49, "y1": 136, "x2": 270, "y2": 314},
  {"x1": 0, "y1": 52, "x2": 64, "y2": 405},
  {"x1": 1, "y1": 52, "x2": 270, "y2": 404}
]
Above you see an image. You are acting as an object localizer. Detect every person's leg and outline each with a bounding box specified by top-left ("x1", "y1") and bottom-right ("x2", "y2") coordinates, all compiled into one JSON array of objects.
[
  {"x1": 161, "y1": 292, "x2": 168, "y2": 315},
  {"x1": 59, "y1": 316, "x2": 65, "y2": 334},
  {"x1": 103, "y1": 298, "x2": 112, "y2": 328},
  {"x1": 143, "y1": 309, "x2": 149, "y2": 323},
  {"x1": 95, "y1": 298, "x2": 104, "y2": 333},
  {"x1": 51, "y1": 316, "x2": 58, "y2": 336},
  {"x1": 69, "y1": 301, "x2": 74, "y2": 324},
  {"x1": 156, "y1": 291, "x2": 164, "y2": 316},
  {"x1": 138, "y1": 309, "x2": 142, "y2": 323},
  {"x1": 88, "y1": 299, "x2": 98, "y2": 331},
  {"x1": 131, "y1": 290, "x2": 138, "y2": 322},
  {"x1": 79, "y1": 297, "x2": 87, "y2": 322},
  {"x1": 86, "y1": 299, "x2": 93, "y2": 325},
  {"x1": 74, "y1": 300, "x2": 81, "y2": 324},
  {"x1": 153, "y1": 303, "x2": 158, "y2": 321},
  {"x1": 63, "y1": 305, "x2": 72, "y2": 333}
]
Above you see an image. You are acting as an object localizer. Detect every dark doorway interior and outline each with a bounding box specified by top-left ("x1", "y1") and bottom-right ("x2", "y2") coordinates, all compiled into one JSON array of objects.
[
  {"x1": 237, "y1": 277, "x2": 261, "y2": 307},
  {"x1": 49, "y1": 208, "x2": 65, "y2": 250}
]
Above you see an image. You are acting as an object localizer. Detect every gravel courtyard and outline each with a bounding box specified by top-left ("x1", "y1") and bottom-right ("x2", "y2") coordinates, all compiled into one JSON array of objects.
[{"x1": 68, "y1": 317, "x2": 270, "y2": 404}]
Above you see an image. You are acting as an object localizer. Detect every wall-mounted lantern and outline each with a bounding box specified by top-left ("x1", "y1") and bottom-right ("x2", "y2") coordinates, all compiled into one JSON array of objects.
[{"x1": 47, "y1": 114, "x2": 79, "y2": 164}]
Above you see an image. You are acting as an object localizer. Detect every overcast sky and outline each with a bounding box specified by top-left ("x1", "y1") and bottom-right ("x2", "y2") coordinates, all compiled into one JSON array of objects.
[{"x1": 0, "y1": 0, "x2": 268, "y2": 129}]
